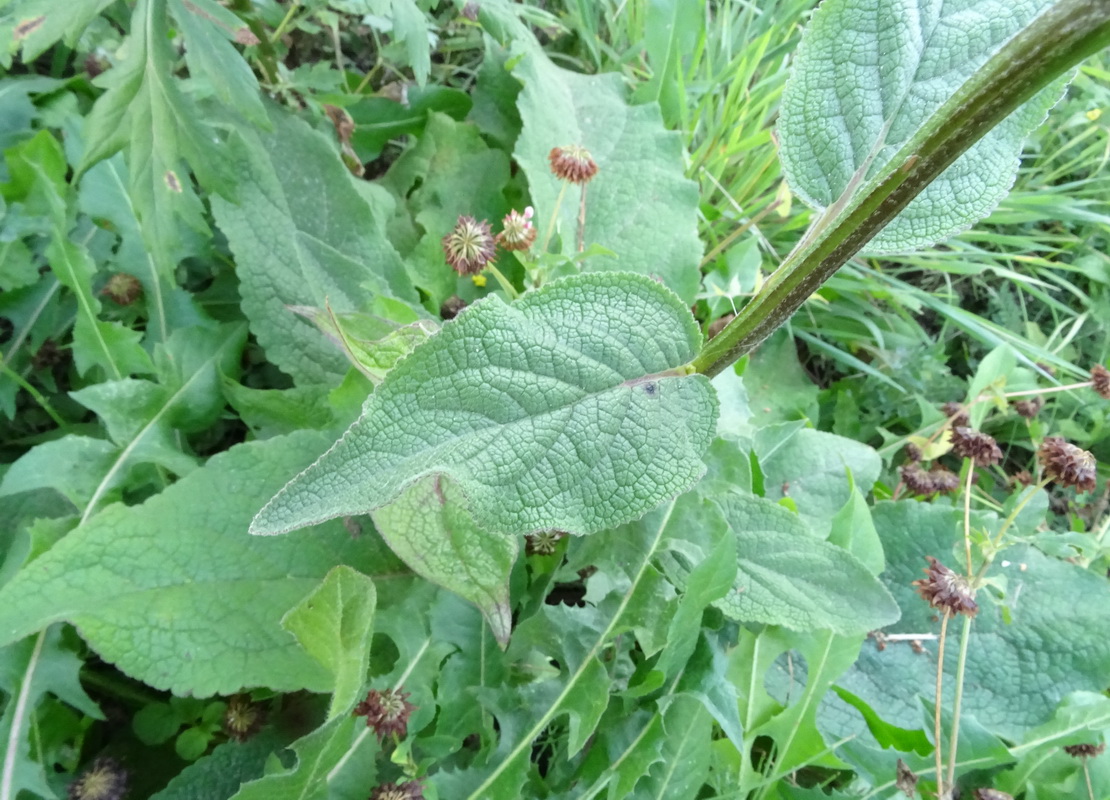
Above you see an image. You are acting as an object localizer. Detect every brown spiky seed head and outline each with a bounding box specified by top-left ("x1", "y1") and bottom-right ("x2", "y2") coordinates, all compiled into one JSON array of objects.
[
  {"x1": 1038, "y1": 437, "x2": 1097, "y2": 492},
  {"x1": 901, "y1": 464, "x2": 960, "y2": 496},
  {"x1": 904, "y1": 442, "x2": 923, "y2": 463},
  {"x1": 525, "y1": 529, "x2": 566, "y2": 556},
  {"x1": 1091, "y1": 364, "x2": 1110, "y2": 400},
  {"x1": 354, "y1": 688, "x2": 416, "y2": 741},
  {"x1": 549, "y1": 145, "x2": 599, "y2": 184},
  {"x1": 1010, "y1": 469, "x2": 1033, "y2": 487},
  {"x1": 972, "y1": 790, "x2": 1013, "y2": 800},
  {"x1": 68, "y1": 757, "x2": 129, "y2": 800},
  {"x1": 913, "y1": 556, "x2": 978, "y2": 618},
  {"x1": 1064, "y1": 742, "x2": 1105, "y2": 758},
  {"x1": 950, "y1": 427, "x2": 1002, "y2": 466},
  {"x1": 942, "y1": 401, "x2": 970, "y2": 428},
  {"x1": 442, "y1": 216, "x2": 496, "y2": 275},
  {"x1": 1014, "y1": 396, "x2": 1043, "y2": 419},
  {"x1": 496, "y1": 207, "x2": 536, "y2": 251},
  {"x1": 102, "y1": 273, "x2": 143, "y2": 305},
  {"x1": 439, "y1": 295, "x2": 467, "y2": 320},
  {"x1": 370, "y1": 781, "x2": 425, "y2": 800},
  {"x1": 224, "y1": 694, "x2": 266, "y2": 742}
]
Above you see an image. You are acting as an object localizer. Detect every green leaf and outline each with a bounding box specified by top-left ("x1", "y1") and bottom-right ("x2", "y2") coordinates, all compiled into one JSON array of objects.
[
  {"x1": 632, "y1": 694, "x2": 711, "y2": 798},
  {"x1": 168, "y1": 0, "x2": 268, "y2": 127},
  {"x1": 511, "y1": 41, "x2": 703, "y2": 303},
  {"x1": 371, "y1": 476, "x2": 517, "y2": 648},
  {"x1": 389, "y1": 0, "x2": 432, "y2": 86},
  {"x1": 0, "y1": 432, "x2": 408, "y2": 697},
  {"x1": 149, "y1": 735, "x2": 284, "y2": 800},
  {"x1": 711, "y1": 493, "x2": 900, "y2": 634},
  {"x1": 223, "y1": 382, "x2": 339, "y2": 437},
  {"x1": 742, "y1": 329, "x2": 819, "y2": 427},
  {"x1": 0, "y1": 436, "x2": 118, "y2": 509},
  {"x1": 229, "y1": 715, "x2": 357, "y2": 800},
  {"x1": 1, "y1": 0, "x2": 114, "y2": 62},
  {"x1": 79, "y1": 0, "x2": 212, "y2": 258},
  {"x1": 5, "y1": 130, "x2": 151, "y2": 380},
  {"x1": 630, "y1": 0, "x2": 704, "y2": 127},
  {"x1": 281, "y1": 565, "x2": 377, "y2": 720},
  {"x1": 779, "y1": 0, "x2": 1068, "y2": 251},
  {"x1": 252, "y1": 272, "x2": 716, "y2": 538},
  {"x1": 0, "y1": 626, "x2": 103, "y2": 800},
  {"x1": 833, "y1": 502, "x2": 1110, "y2": 739},
  {"x1": 755, "y1": 427, "x2": 882, "y2": 537},
  {"x1": 212, "y1": 105, "x2": 416, "y2": 385}
]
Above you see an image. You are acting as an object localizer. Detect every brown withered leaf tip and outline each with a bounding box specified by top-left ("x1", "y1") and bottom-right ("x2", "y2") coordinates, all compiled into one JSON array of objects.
[
  {"x1": 1013, "y1": 396, "x2": 1043, "y2": 419},
  {"x1": 913, "y1": 556, "x2": 978, "y2": 618},
  {"x1": 941, "y1": 401, "x2": 970, "y2": 428},
  {"x1": 370, "y1": 781, "x2": 425, "y2": 800},
  {"x1": 439, "y1": 295, "x2": 467, "y2": 321},
  {"x1": 68, "y1": 757, "x2": 129, "y2": 800},
  {"x1": 895, "y1": 759, "x2": 918, "y2": 798},
  {"x1": 549, "y1": 145, "x2": 599, "y2": 184},
  {"x1": 323, "y1": 104, "x2": 355, "y2": 145},
  {"x1": 1038, "y1": 436, "x2": 1097, "y2": 492},
  {"x1": 234, "y1": 27, "x2": 261, "y2": 45},
  {"x1": 354, "y1": 688, "x2": 416, "y2": 741},
  {"x1": 900, "y1": 462, "x2": 960, "y2": 496},
  {"x1": 950, "y1": 426, "x2": 1002, "y2": 466},
  {"x1": 223, "y1": 694, "x2": 266, "y2": 742},
  {"x1": 1064, "y1": 742, "x2": 1106, "y2": 758},
  {"x1": 972, "y1": 790, "x2": 1014, "y2": 800},
  {"x1": 442, "y1": 215, "x2": 496, "y2": 275},
  {"x1": 1091, "y1": 364, "x2": 1110, "y2": 400}
]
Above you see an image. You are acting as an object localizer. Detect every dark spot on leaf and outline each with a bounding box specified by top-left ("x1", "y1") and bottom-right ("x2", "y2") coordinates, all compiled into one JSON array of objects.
[
  {"x1": 641, "y1": 381, "x2": 657, "y2": 396},
  {"x1": 14, "y1": 16, "x2": 45, "y2": 41},
  {"x1": 165, "y1": 170, "x2": 182, "y2": 193}
]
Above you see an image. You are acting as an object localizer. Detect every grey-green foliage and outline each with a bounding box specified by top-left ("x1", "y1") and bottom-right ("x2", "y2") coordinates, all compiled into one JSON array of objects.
[
  {"x1": 212, "y1": 106, "x2": 416, "y2": 385},
  {"x1": 779, "y1": 0, "x2": 1068, "y2": 252},
  {"x1": 251, "y1": 272, "x2": 717, "y2": 538}
]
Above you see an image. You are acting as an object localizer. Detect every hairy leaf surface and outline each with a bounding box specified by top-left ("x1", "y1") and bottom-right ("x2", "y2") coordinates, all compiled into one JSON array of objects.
[
  {"x1": 251, "y1": 273, "x2": 716, "y2": 537},
  {"x1": 0, "y1": 432, "x2": 408, "y2": 696},
  {"x1": 780, "y1": 0, "x2": 1068, "y2": 252}
]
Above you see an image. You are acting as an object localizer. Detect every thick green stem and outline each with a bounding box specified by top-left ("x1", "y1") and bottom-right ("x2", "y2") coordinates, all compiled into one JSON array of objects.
[
  {"x1": 693, "y1": 0, "x2": 1110, "y2": 378},
  {"x1": 945, "y1": 614, "x2": 975, "y2": 792}
]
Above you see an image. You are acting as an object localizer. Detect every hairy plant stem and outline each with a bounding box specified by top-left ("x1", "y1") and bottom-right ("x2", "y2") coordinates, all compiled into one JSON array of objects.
[
  {"x1": 945, "y1": 613, "x2": 974, "y2": 792},
  {"x1": 933, "y1": 611, "x2": 951, "y2": 800},
  {"x1": 692, "y1": 0, "x2": 1110, "y2": 378},
  {"x1": 486, "y1": 263, "x2": 519, "y2": 299}
]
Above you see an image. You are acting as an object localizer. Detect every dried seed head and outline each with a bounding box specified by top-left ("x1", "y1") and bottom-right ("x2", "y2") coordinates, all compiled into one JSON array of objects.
[
  {"x1": 496, "y1": 207, "x2": 536, "y2": 251},
  {"x1": 1010, "y1": 469, "x2": 1033, "y2": 487},
  {"x1": 1013, "y1": 396, "x2": 1043, "y2": 419},
  {"x1": 1091, "y1": 364, "x2": 1110, "y2": 400},
  {"x1": 1064, "y1": 742, "x2": 1105, "y2": 758},
  {"x1": 972, "y1": 790, "x2": 1013, "y2": 800},
  {"x1": 68, "y1": 757, "x2": 129, "y2": 800},
  {"x1": 900, "y1": 463, "x2": 960, "y2": 496},
  {"x1": 1038, "y1": 437, "x2": 1097, "y2": 492},
  {"x1": 904, "y1": 442, "x2": 923, "y2": 463},
  {"x1": 442, "y1": 216, "x2": 496, "y2": 275},
  {"x1": 439, "y1": 295, "x2": 467, "y2": 320},
  {"x1": 370, "y1": 781, "x2": 425, "y2": 800},
  {"x1": 354, "y1": 688, "x2": 416, "y2": 741},
  {"x1": 912, "y1": 556, "x2": 978, "y2": 618},
  {"x1": 526, "y1": 530, "x2": 566, "y2": 556},
  {"x1": 549, "y1": 145, "x2": 598, "y2": 184},
  {"x1": 950, "y1": 427, "x2": 1002, "y2": 466},
  {"x1": 895, "y1": 759, "x2": 918, "y2": 798},
  {"x1": 223, "y1": 694, "x2": 266, "y2": 742},
  {"x1": 941, "y1": 401, "x2": 969, "y2": 428},
  {"x1": 102, "y1": 273, "x2": 143, "y2": 305}
]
